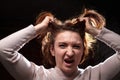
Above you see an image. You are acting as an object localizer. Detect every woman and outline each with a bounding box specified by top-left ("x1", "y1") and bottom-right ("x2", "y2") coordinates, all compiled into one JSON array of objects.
[{"x1": 0, "y1": 9, "x2": 120, "y2": 80}]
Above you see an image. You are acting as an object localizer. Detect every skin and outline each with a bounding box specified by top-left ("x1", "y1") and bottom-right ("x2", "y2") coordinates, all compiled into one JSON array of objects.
[
  {"x1": 50, "y1": 31, "x2": 84, "y2": 77},
  {"x1": 34, "y1": 16, "x2": 101, "y2": 78}
]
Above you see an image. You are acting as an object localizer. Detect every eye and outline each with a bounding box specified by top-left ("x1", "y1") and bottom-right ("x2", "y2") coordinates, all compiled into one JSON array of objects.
[
  {"x1": 59, "y1": 43, "x2": 66, "y2": 49},
  {"x1": 73, "y1": 45, "x2": 81, "y2": 49}
]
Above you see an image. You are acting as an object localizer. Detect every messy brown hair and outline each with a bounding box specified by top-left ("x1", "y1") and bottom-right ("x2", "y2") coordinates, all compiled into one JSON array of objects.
[{"x1": 35, "y1": 8, "x2": 106, "y2": 68}]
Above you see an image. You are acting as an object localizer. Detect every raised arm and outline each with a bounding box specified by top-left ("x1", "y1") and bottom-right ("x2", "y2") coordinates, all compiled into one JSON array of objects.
[
  {"x1": 0, "y1": 16, "x2": 54, "y2": 80},
  {"x1": 95, "y1": 27, "x2": 120, "y2": 80},
  {"x1": 84, "y1": 17, "x2": 120, "y2": 80},
  {"x1": 0, "y1": 25, "x2": 36, "y2": 80}
]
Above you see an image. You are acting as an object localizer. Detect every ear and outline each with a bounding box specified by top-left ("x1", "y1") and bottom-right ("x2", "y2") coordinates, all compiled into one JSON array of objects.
[{"x1": 50, "y1": 45, "x2": 55, "y2": 56}]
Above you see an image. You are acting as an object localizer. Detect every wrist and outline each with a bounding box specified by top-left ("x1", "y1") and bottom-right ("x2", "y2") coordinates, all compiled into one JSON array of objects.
[{"x1": 87, "y1": 27, "x2": 101, "y2": 36}]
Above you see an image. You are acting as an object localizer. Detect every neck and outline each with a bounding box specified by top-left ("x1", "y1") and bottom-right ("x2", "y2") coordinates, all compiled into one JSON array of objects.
[{"x1": 55, "y1": 67, "x2": 80, "y2": 79}]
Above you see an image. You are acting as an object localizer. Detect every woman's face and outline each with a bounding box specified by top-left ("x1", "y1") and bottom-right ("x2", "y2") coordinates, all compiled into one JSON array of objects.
[{"x1": 50, "y1": 30, "x2": 84, "y2": 74}]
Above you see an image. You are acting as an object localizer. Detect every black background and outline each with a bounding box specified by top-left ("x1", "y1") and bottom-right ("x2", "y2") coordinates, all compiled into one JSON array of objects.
[{"x1": 0, "y1": 0, "x2": 120, "y2": 80}]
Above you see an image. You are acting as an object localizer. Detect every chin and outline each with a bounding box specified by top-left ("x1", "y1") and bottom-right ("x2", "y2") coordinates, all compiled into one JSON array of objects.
[{"x1": 63, "y1": 65, "x2": 77, "y2": 74}]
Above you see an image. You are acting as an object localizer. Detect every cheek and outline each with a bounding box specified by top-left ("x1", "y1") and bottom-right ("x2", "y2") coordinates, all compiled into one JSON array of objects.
[
  {"x1": 75, "y1": 49, "x2": 84, "y2": 61},
  {"x1": 76, "y1": 51, "x2": 83, "y2": 58},
  {"x1": 54, "y1": 50, "x2": 65, "y2": 64},
  {"x1": 55, "y1": 49, "x2": 65, "y2": 57},
  {"x1": 53, "y1": 47, "x2": 65, "y2": 58}
]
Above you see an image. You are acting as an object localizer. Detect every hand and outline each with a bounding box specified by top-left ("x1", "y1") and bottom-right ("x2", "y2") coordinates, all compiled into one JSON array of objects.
[
  {"x1": 35, "y1": 16, "x2": 54, "y2": 35},
  {"x1": 80, "y1": 17, "x2": 101, "y2": 36}
]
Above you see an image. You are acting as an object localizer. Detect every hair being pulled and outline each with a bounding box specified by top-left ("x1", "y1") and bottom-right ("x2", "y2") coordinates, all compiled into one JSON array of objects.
[{"x1": 35, "y1": 8, "x2": 106, "y2": 67}]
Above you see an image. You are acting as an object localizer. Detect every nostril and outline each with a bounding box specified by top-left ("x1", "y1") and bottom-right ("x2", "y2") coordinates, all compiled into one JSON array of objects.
[
  {"x1": 66, "y1": 50, "x2": 74, "y2": 56},
  {"x1": 66, "y1": 47, "x2": 75, "y2": 57},
  {"x1": 66, "y1": 53, "x2": 74, "y2": 58}
]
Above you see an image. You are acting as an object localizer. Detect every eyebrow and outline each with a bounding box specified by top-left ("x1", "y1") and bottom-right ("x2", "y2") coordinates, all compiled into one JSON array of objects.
[{"x1": 57, "y1": 41, "x2": 82, "y2": 45}]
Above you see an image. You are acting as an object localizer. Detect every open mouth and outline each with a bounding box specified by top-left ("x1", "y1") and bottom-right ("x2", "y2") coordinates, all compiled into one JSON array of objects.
[{"x1": 64, "y1": 59, "x2": 74, "y2": 64}]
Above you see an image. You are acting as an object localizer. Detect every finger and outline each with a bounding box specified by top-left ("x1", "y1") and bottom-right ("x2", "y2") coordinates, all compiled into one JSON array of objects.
[{"x1": 89, "y1": 18, "x2": 97, "y2": 28}]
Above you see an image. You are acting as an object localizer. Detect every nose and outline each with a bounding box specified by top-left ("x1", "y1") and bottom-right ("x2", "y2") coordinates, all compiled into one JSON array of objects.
[{"x1": 66, "y1": 47, "x2": 74, "y2": 57}]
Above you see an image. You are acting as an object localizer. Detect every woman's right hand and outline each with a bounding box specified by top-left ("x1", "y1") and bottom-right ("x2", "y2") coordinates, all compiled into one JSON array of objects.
[{"x1": 34, "y1": 16, "x2": 54, "y2": 35}]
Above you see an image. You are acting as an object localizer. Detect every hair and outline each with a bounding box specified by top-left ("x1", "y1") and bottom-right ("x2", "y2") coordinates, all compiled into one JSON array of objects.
[
  {"x1": 80, "y1": 8, "x2": 106, "y2": 29},
  {"x1": 35, "y1": 8, "x2": 106, "y2": 68}
]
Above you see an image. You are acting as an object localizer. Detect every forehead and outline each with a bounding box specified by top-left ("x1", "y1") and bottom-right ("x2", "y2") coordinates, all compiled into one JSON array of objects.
[{"x1": 55, "y1": 31, "x2": 82, "y2": 43}]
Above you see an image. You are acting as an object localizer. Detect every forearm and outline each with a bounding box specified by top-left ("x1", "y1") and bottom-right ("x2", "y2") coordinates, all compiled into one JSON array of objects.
[
  {"x1": 86, "y1": 26, "x2": 102, "y2": 36},
  {"x1": 0, "y1": 25, "x2": 37, "y2": 80},
  {"x1": 96, "y1": 27, "x2": 120, "y2": 52},
  {"x1": 95, "y1": 27, "x2": 120, "y2": 80},
  {"x1": 0, "y1": 25, "x2": 36, "y2": 62}
]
